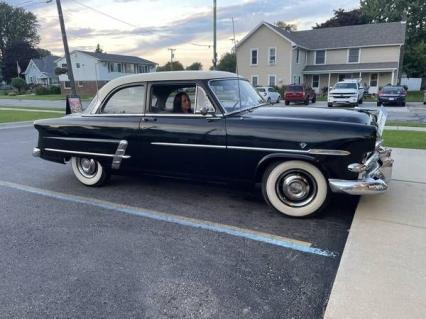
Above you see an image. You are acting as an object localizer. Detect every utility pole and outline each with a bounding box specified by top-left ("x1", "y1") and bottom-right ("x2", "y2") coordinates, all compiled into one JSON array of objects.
[
  {"x1": 168, "y1": 48, "x2": 176, "y2": 71},
  {"x1": 55, "y1": 0, "x2": 77, "y2": 96},
  {"x1": 212, "y1": 0, "x2": 217, "y2": 70}
]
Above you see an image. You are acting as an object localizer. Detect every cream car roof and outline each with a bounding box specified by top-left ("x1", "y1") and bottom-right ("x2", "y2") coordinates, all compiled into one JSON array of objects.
[{"x1": 96, "y1": 71, "x2": 242, "y2": 101}]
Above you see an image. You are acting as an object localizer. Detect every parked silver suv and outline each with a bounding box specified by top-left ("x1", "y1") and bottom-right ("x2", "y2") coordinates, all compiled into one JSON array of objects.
[{"x1": 328, "y1": 79, "x2": 364, "y2": 107}]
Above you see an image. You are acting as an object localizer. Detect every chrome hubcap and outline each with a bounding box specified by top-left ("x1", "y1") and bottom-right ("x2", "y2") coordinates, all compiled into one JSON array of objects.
[
  {"x1": 77, "y1": 158, "x2": 97, "y2": 178},
  {"x1": 276, "y1": 170, "x2": 318, "y2": 208}
]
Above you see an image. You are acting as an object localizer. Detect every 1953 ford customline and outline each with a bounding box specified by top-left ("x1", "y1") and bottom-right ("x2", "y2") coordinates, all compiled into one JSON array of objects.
[{"x1": 33, "y1": 71, "x2": 393, "y2": 217}]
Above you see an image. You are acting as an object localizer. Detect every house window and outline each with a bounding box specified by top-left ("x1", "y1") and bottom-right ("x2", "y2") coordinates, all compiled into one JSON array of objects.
[
  {"x1": 298, "y1": 76, "x2": 301, "y2": 84},
  {"x1": 64, "y1": 81, "x2": 71, "y2": 89},
  {"x1": 252, "y1": 75, "x2": 259, "y2": 86},
  {"x1": 61, "y1": 63, "x2": 67, "y2": 68},
  {"x1": 293, "y1": 75, "x2": 297, "y2": 84},
  {"x1": 117, "y1": 63, "x2": 122, "y2": 73},
  {"x1": 315, "y1": 50, "x2": 325, "y2": 64},
  {"x1": 108, "y1": 62, "x2": 114, "y2": 72},
  {"x1": 268, "y1": 75, "x2": 276, "y2": 87},
  {"x1": 296, "y1": 48, "x2": 300, "y2": 64},
  {"x1": 312, "y1": 75, "x2": 319, "y2": 88},
  {"x1": 251, "y1": 49, "x2": 258, "y2": 65},
  {"x1": 76, "y1": 63, "x2": 80, "y2": 68},
  {"x1": 348, "y1": 48, "x2": 360, "y2": 63},
  {"x1": 268, "y1": 48, "x2": 276, "y2": 65},
  {"x1": 370, "y1": 73, "x2": 378, "y2": 87},
  {"x1": 77, "y1": 81, "x2": 83, "y2": 87}
]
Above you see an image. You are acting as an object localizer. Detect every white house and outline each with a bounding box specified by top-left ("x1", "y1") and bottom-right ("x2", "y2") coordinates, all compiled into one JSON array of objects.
[
  {"x1": 56, "y1": 51, "x2": 157, "y2": 95},
  {"x1": 23, "y1": 56, "x2": 60, "y2": 86}
]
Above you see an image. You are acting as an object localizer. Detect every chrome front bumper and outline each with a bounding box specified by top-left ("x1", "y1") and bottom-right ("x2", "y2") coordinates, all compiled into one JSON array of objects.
[{"x1": 328, "y1": 145, "x2": 393, "y2": 195}]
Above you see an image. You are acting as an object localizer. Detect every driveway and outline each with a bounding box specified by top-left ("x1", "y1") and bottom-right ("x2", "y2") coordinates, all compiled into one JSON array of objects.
[{"x1": 0, "y1": 125, "x2": 357, "y2": 318}]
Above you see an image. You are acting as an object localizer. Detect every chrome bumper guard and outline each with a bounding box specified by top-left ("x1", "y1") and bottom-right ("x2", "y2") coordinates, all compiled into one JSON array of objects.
[
  {"x1": 328, "y1": 145, "x2": 393, "y2": 195},
  {"x1": 32, "y1": 147, "x2": 41, "y2": 157}
]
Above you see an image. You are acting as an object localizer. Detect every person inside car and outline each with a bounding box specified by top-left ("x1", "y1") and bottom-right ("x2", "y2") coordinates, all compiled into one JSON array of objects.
[{"x1": 173, "y1": 92, "x2": 193, "y2": 113}]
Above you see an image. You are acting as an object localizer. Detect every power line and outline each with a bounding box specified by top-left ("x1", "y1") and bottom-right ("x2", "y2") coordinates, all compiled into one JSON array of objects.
[{"x1": 69, "y1": 0, "x2": 138, "y2": 28}]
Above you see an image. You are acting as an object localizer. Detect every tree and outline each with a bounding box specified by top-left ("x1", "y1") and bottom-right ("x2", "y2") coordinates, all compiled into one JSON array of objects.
[
  {"x1": 314, "y1": 9, "x2": 368, "y2": 29},
  {"x1": 11, "y1": 77, "x2": 26, "y2": 93},
  {"x1": 274, "y1": 21, "x2": 297, "y2": 31},
  {"x1": 0, "y1": 2, "x2": 39, "y2": 62},
  {"x1": 36, "y1": 48, "x2": 52, "y2": 57},
  {"x1": 186, "y1": 62, "x2": 202, "y2": 70},
  {"x1": 361, "y1": 0, "x2": 426, "y2": 77},
  {"x1": 2, "y1": 40, "x2": 40, "y2": 81},
  {"x1": 215, "y1": 53, "x2": 236, "y2": 73},
  {"x1": 157, "y1": 61, "x2": 184, "y2": 71},
  {"x1": 95, "y1": 44, "x2": 104, "y2": 53}
]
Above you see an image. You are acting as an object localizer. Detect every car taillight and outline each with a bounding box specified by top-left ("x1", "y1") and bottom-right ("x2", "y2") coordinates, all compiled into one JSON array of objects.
[
  {"x1": 401, "y1": 91, "x2": 407, "y2": 96},
  {"x1": 379, "y1": 92, "x2": 384, "y2": 96}
]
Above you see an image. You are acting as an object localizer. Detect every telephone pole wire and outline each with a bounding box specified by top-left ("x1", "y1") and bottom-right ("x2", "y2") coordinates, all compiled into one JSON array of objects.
[
  {"x1": 168, "y1": 48, "x2": 176, "y2": 71},
  {"x1": 56, "y1": 0, "x2": 77, "y2": 96},
  {"x1": 212, "y1": 0, "x2": 217, "y2": 70}
]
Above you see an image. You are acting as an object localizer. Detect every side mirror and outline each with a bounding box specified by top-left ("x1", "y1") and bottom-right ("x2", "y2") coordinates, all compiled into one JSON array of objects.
[{"x1": 199, "y1": 106, "x2": 209, "y2": 116}]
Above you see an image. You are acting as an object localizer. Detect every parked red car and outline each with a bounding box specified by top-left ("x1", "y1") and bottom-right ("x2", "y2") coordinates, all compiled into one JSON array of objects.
[{"x1": 284, "y1": 84, "x2": 316, "y2": 105}]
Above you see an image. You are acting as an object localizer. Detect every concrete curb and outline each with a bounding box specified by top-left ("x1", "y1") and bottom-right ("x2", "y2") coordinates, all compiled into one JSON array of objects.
[{"x1": 385, "y1": 126, "x2": 426, "y2": 132}]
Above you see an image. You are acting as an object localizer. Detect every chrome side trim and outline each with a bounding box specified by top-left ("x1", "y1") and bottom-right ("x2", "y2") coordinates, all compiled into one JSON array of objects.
[
  {"x1": 44, "y1": 148, "x2": 131, "y2": 159},
  {"x1": 150, "y1": 143, "x2": 350, "y2": 156},
  {"x1": 112, "y1": 140, "x2": 129, "y2": 169},
  {"x1": 45, "y1": 137, "x2": 121, "y2": 143},
  {"x1": 32, "y1": 147, "x2": 40, "y2": 157},
  {"x1": 151, "y1": 142, "x2": 226, "y2": 149},
  {"x1": 228, "y1": 146, "x2": 350, "y2": 156}
]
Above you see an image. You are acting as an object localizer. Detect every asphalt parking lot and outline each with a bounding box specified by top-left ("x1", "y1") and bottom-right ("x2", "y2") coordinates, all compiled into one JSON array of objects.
[{"x1": 0, "y1": 125, "x2": 358, "y2": 318}]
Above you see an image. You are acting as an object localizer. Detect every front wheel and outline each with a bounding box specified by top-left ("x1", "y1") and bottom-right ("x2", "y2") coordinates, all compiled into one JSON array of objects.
[
  {"x1": 327, "y1": 102, "x2": 333, "y2": 107},
  {"x1": 262, "y1": 161, "x2": 328, "y2": 217},
  {"x1": 71, "y1": 157, "x2": 110, "y2": 186}
]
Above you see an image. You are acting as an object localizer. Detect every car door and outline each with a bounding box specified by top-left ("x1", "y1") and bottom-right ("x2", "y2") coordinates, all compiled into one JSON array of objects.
[{"x1": 139, "y1": 81, "x2": 227, "y2": 180}]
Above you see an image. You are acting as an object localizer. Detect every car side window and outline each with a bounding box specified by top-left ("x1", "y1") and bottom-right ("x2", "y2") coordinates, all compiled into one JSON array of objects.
[
  {"x1": 268, "y1": 88, "x2": 274, "y2": 92},
  {"x1": 194, "y1": 86, "x2": 215, "y2": 114},
  {"x1": 101, "y1": 85, "x2": 145, "y2": 114},
  {"x1": 149, "y1": 83, "x2": 197, "y2": 114}
]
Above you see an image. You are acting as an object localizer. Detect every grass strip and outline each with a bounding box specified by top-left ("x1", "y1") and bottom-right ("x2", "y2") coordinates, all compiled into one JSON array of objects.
[
  {"x1": 383, "y1": 130, "x2": 426, "y2": 150},
  {"x1": 0, "y1": 110, "x2": 62, "y2": 123}
]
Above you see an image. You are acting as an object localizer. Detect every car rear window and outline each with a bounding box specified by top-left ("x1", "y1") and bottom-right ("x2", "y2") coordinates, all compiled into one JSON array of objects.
[
  {"x1": 287, "y1": 86, "x2": 303, "y2": 92},
  {"x1": 257, "y1": 88, "x2": 266, "y2": 92},
  {"x1": 383, "y1": 87, "x2": 403, "y2": 94}
]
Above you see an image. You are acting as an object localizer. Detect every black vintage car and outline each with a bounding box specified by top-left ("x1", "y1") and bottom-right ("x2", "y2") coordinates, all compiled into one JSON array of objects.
[{"x1": 33, "y1": 71, "x2": 393, "y2": 217}]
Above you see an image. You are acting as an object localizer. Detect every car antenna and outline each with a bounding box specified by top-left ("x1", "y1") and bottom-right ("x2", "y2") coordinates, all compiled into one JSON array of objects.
[{"x1": 232, "y1": 17, "x2": 241, "y2": 110}]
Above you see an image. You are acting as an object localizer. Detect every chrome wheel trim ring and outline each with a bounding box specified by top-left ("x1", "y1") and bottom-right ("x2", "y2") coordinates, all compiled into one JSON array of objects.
[
  {"x1": 77, "y1": 158, "x2": 98, "y2": 178},
  {"x1": 275, "y1": 169, "x2": 318, "y2": 208}
]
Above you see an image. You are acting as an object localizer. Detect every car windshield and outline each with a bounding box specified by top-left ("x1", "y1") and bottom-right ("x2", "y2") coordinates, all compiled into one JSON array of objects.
[
  {"x1": 334, "y1": 83, "x2": 357, "y2": 89},
  {"x1": 287, "y1": 86, "x2": 303, "y2": 92},
  {"x1": 209, "y1": 79, "x2": 265, "y2": 113}
]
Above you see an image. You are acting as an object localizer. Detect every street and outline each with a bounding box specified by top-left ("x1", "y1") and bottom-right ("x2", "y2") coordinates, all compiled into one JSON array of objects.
[{"x1": 0, "y1": 125, "x2": 357, "y2": 318}]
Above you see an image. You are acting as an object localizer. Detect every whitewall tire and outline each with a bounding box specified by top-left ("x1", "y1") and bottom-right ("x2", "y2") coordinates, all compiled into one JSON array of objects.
[
  {"x1": 71, "y1": 157, "x2": 109, "y2": 186},
  {"x1": 262, "y1": 161, "x2": 328, "y2": 217}
]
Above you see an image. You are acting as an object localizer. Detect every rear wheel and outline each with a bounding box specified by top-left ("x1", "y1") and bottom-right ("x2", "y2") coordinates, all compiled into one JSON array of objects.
[
  {"x1": 262, "y1": 161, "x2": 328, "y2": 217},
  {"x1": 359, "y1": 98, "x2": 363, "y2": 104},
  {"x1": 311, "y1": 96, "x2": 316, "y2": 103},
  {"x1": 285, "y1": 100, "x2": 290, "y2": 105},
  {"x1": 71, "y1": 157, "x2": 110, "y2": 186},
  {"x1": 304, "y1": 99, "x2": 309, "y2": 105},
  {"x1": 327, "y1": 102, "x2": 333, "y2": 107}
]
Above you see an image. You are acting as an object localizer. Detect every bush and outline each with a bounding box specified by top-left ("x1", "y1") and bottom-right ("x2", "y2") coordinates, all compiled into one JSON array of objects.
[
  {"x1": 11, "y1": 77, "x2": 27, "y2": 93},
  {"x1": 49, "y1": 86, "x2": 61, "y2": 94},
  {"x1": 8, "y1": 91, "x2": 17, "y2": 96},
  {"x1": 35, "y1": 86, "x2": 50, "y2": 95}
]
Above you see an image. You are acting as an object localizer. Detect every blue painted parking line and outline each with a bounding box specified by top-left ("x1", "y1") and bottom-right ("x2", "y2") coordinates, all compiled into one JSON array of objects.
[{"x1": 0, "y1": 180, "x2": 337, "y2": 257}]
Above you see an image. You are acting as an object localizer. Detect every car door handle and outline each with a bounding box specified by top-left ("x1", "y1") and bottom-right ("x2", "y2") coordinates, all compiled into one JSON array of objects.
[{"x1": 143, "y1": 117, "x2": 157, "y2": 122}]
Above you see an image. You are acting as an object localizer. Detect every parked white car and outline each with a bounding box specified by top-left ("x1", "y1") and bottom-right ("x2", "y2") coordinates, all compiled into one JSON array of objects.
[
  {"x1": 328, "y1": 79, "x2": 364, "y2": 107},
  {"x1": 256, "y1": 87, "x2": 281, "y2": 103}
]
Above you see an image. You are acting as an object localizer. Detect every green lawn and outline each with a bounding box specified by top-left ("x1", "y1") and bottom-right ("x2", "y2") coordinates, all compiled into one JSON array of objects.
[
  {"x1": 0, "y1": 110, "x2": 62, "y2": 123},
  {"x1": 0, "y1": 94, "x2": 93, "y2": 101},
  {"x1": 383, "y1": 130, "x2": 426, "y2": 150},
  {"x1": 386, "y1": 121, "x2": 426, "y2": 128}
]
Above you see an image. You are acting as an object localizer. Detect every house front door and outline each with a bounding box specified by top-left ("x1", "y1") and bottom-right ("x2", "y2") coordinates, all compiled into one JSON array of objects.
[{"x1": 369, "y1": 73, "x2": 378, "y2": 94}]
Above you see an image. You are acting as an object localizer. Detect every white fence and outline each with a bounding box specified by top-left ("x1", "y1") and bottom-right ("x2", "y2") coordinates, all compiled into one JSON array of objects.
[{"x1": 401, "y1": 78, "x2": 422, "y2": 91}]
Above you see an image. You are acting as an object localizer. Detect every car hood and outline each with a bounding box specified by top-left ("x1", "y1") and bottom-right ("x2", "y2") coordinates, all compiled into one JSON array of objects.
[{"x1": 242, "y1": 106, "x2": 372, "y2": 125}]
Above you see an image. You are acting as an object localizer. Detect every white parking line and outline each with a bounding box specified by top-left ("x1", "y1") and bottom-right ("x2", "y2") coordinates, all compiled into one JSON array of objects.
[
  {"x1": 0, "y1": 180, "x2": 336, "y2": 257},
  {"x1": 0, "y1": 107, "x2": 63, "y2": 113}
]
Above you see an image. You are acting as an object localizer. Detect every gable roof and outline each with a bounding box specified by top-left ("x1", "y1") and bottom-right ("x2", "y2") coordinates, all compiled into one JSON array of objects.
[
  {"x1": 25, "y1": 55, "x2": 60, "y2": 77},
  {"x1": 240, "y1": 21, "x2": 406, "y2": 50},
  {"x1": 79, "y1": 51, "x2": 157, "y2": 65}
]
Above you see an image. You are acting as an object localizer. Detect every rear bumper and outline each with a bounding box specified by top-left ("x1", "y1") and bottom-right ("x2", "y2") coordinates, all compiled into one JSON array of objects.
[
  {"x1": 378, "y1": 96, "x2": 405, "y2": 104},
  {"x1": 328, "y1": 145, "x2": 393, "y2": 195}
]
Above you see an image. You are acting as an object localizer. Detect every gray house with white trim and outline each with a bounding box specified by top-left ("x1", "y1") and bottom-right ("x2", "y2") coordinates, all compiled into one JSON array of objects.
[
  {"x1": 23, "y1": 56, "x2": 60, "y2": 86},
  {"x1": 236, "y1": 21, "x2": 406, "y2": 94}
]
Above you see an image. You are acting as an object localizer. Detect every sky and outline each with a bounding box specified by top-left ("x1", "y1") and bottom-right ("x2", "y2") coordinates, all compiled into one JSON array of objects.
[{"x1": 8, "y1": 0, "x2": 360, "y2": 69}]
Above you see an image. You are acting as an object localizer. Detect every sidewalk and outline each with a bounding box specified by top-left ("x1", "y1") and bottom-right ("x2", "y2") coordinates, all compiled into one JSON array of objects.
[{"x1": 325, "y1": 148, "x2": 426, "y2": 319}]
